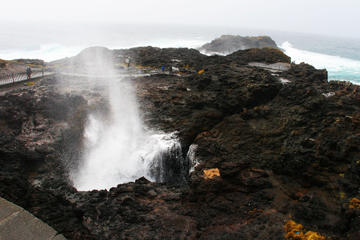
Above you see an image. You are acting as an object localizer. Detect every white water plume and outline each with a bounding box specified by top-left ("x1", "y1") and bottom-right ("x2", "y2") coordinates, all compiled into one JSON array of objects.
[{"x1": 69, "y1": 47, "x2": 181, "y2": 191}]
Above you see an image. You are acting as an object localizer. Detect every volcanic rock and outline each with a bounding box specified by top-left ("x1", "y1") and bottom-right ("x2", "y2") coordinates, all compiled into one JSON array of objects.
[
  {"x1": 199, "y1": 35, "x2": 278, "y2": 55},
  {"x1": 0, "y1": 45, "x2": 359, "y2": 239}
]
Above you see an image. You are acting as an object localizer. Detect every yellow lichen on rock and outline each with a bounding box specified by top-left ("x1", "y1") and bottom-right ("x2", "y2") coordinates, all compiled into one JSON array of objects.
[
  {"x1": 339, "y1": 192, "x2": 346, "y2": 200},
  {"x1": 198, "y1": 69, "x2": 205, "y2": 74},
  {"x1": 203, "y1": 168, "x2": 220, "y2": 180},
  {"x1": 349, "y1": 198, "x2": 360, "y2": 209},
  {"x1": 135, "y1": 65, "x2": 153, "y2": 69},
  {"x1": 284, "y1": 220, "x2": 325, "y2": 240},
  {"x1": 285, "y1": 231, "x2": 304, "y2": 240},
  {"x1": 304, "y1": 231, "x2": 326, "y2": 240},
  {"x1": 25, "y1": 81, "x2": 35, "y2": 86},
  {"x1": 285, "y1": 220, "x2": 303, "y2": 232},
  {"x1": 284, "y1": 220, "x2": 304, "y2": 239}
]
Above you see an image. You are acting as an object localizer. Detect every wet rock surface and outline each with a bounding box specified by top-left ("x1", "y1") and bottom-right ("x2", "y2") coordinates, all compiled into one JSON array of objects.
[
  {"x1": 0, "y1": 78, "x2": 93, "y2": 239},
  {"x1": 1, "y1": 47, "x2": 360, "y2": 239}
]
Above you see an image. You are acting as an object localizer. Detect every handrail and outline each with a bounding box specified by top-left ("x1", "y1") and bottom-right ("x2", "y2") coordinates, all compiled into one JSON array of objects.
[{"x1": 0, "y1": 69, "x2": 54, "y2": 86}]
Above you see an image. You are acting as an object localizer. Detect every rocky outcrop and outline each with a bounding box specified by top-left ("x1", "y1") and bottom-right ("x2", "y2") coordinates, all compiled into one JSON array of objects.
[
  {"x1": 199, "y1": 35, "x2": 278, "y2": 55},
  {"x1": 1, "y1": 46, "x2": 360, "y2": 239},
  {"x1": 115, "y1": 46, "x2": 207, "y2": 70}
]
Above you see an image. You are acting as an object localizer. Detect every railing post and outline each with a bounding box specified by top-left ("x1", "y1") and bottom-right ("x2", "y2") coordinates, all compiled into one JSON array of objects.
[{"x1": 12, "y1": 73, "x2": 15, "y2": 84}]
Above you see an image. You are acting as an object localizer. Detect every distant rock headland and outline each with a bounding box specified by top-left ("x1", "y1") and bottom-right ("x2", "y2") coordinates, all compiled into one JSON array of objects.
[{"x1": 199, "y1": 35, "x2": 278, "y2": 55}]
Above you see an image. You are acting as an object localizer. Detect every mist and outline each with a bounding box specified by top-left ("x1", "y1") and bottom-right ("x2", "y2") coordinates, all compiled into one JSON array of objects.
[
  {"x1": 64, "y1": 48, "x2": 182, "y2": 190},
  {"x1": 1, "y1": 0, "x2": 360, "y2": 39}
]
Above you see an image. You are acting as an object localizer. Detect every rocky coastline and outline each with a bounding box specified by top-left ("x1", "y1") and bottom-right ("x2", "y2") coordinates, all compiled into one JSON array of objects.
[{"x1": 1, "y1": 45, "x2": 360, "y2": 239}]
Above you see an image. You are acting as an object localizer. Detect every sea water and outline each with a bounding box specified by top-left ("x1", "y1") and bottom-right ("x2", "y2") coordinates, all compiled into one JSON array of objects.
[
  {"x1": 1, "y1": 23, "x2": 359, "y2": 84},
  {"x1": 273, "y1": 32, "x2": 360, "y2": 84}
]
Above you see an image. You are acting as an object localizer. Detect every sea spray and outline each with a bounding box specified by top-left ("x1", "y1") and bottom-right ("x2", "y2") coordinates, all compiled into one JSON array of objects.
[
  {"x1": 281, "y1": 41, "x2": 360, "y2": 84},
  {"x1": 186, "y1": 144, "x2": 199, "y2": 174},
  {"x1": 67, "y1": 47, "x2": 184, "y2": 190}
]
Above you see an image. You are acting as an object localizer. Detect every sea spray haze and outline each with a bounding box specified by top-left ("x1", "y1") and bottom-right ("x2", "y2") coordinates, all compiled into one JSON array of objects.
[{"x1": 66, "y1": 47, "x2": 182, "y2": 190}]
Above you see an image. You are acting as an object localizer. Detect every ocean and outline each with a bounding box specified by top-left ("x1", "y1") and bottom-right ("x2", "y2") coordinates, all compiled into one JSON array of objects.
[{"x1": 1, "y1": 23, "x2": 359, "y2": 84}]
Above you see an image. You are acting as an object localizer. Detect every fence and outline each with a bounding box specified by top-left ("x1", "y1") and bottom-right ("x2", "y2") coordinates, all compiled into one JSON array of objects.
[{"x1": 0, "y1": 69, "x2": 54, "y2": 86}]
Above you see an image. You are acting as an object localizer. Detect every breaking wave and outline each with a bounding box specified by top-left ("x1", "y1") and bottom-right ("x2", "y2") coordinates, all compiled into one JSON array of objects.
[{"x1": 281, "y1": 41, "x2": 360, "y2": 84}]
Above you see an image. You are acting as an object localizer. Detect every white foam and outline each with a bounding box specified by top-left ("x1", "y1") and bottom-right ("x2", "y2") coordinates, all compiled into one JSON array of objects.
[
  {"x1": 186, "y1": 144, "x2": 199, "y2": 173},
  {"x1": 322, "y1": 92, "x2": 336, "y2": 98},
  {"x1": 279, "y1": 78, "x2": 291, "y2": 84},
  {"x1": 74, "y1": 113, "x2": 180, "y2": 190},
  {"x1": 281, "y1": 41, "x2": 360, "y2": 83},
  {"x1": 199, "y1": 50, "x2": 227, "y2": 56},
  {"x1": 72, "y1": 83, "x2": 182, "y2": 190}
]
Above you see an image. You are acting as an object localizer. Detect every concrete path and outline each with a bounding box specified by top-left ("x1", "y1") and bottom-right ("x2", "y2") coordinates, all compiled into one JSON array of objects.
[
  {"x1": 248, "y1": 62, "x2": 291, "y2": 71},
  {"x1": 0, "y1": 197, "x2": 66, "y2": 240}
]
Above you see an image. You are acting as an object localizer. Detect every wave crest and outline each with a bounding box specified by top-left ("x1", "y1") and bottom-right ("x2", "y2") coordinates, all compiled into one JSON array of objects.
[{"x1": 280, "y1": 41, "x2": 360, "y2": 83}]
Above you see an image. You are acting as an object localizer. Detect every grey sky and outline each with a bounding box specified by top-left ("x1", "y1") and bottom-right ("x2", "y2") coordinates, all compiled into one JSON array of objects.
[{"x1": 1, "y1": 0, "x2": 359, "y2": 38}]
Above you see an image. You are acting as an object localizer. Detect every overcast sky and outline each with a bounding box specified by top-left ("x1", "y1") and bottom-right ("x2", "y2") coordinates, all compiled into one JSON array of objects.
[{"x1": 1, "y1": 0, "x2": 359, "y2": 38}]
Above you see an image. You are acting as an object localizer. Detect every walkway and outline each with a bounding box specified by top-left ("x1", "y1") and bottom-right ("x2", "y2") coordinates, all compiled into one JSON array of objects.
[
  {"x1": 0, "y1": 71, "x2": 54, "y2": 87},
  {"x1": 248, "y1": 62, "x2": 291, "y2": 72},
  {"x1": 58, "y1": 71, "x2": 151, "y2": 79},
  {"x1": 0, "y1": 197, "x2": 66, "y2": 240}
]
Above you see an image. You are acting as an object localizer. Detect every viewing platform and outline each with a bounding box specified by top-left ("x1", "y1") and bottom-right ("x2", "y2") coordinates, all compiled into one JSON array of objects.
[{"x1": 0, "y1": 197, "x2": 66, "y2": 240}]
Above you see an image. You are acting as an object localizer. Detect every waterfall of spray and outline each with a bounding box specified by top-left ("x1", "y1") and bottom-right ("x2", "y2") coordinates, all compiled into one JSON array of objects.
[{"x1": 68, "y1": 47, "x2": 183, "y2": 190}]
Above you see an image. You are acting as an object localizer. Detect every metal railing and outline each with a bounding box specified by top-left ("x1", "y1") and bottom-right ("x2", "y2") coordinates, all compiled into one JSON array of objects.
[{"x1": 0, "y1": 69, "x2": 54, "y2": 86}]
